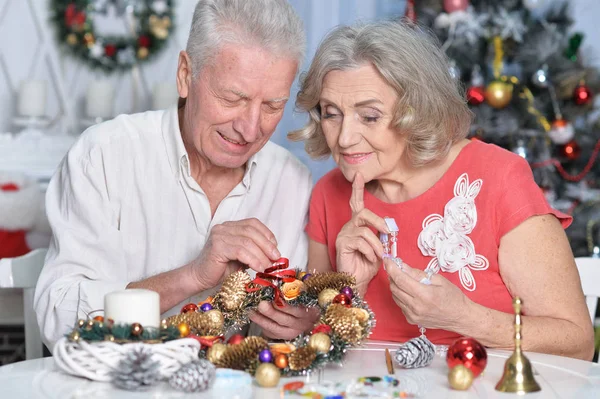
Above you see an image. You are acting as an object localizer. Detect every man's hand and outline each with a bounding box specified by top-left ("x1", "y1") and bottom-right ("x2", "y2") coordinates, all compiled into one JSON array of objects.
[
  {"x1": 191, "y1": 218, "x2": 281, "y2": 292},
  {"x1": 249, "y1": 301, "x2": 321, "y2": 340}
]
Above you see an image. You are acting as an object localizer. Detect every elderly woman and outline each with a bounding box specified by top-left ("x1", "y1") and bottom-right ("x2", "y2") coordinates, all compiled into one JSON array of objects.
[{"x1": 290, "y1": 21, "x2": 594, "y2": 360}]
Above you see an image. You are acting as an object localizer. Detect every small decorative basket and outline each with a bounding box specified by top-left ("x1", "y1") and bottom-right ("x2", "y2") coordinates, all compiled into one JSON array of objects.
[{"x1": 53, "y1": 337, "x2": 201, "y2": 382}]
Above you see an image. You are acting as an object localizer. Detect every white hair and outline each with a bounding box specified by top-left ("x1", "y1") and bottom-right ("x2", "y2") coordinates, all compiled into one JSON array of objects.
[
  {"x1": 290, "y1": 21, "x2": 473, "y2": 166},
  {"x1": 186, "y1": 0, "x2": 305, "y2": 77}
]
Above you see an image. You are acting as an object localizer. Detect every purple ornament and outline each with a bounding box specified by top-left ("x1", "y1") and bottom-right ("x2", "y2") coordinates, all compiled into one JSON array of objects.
[
  {"x1": 258, "y1": 349, "x2": 273, "y2": 363},
  {"x1": 200, "y1": 303, "x2": 213, "y2": 312},
  {"x1": 340, "y1": 286, "x2": 354, "y2": 299},
  {"x1": 301, "y1": 273, "x2": 312, "y2": 281}
]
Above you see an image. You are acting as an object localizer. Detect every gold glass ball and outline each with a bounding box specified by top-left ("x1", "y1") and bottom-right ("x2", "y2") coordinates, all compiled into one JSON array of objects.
[
  {"x1": 206, "y1": 310, "x2": 224, "y2": 330},
  {"x1": 131, "y1": 322, "x2": 144, "y2": 336},
  {"x1": 274, "y1": 353, "x2": 288, "y2": 369},
  {"x1": 309, "y1": 332, "x2": 331, "y2": 353},
  {"x1": 104, "y1": 334, "x2": 115, "y2": 342},
  {"x1": 485, "y1": 80, "x2": 513, "y2": 109},
  {"x1": 178, "y1": 322, "x2": 190, "y2": 337},
  {"x1": 318, "y1": 288, "x2": 339, "y2": 308},
  {"x1": 207, "y1": 343, "x2": 227, "y2": 363},
  {"x1": 448, "y1": 364, "x2": 474, "y2": 390},
  {"x1": 137, "y1": 47, "x2": 149, "y2": 59},
  {"x1": 69, "y1": 331, "x2": 80, "y2": 342},
  {"x1": 66, "y1": 34, "x2": 78, "y2": 46},
  {"x1": 351, "y1": 308, "x2": 370, "y2": 324},
  {"x1": 255, "y1": 363, "x2": 280, "y2": 388},
  {"x1": 77, "y1": 319, "x2": 86, "y2": 328}
]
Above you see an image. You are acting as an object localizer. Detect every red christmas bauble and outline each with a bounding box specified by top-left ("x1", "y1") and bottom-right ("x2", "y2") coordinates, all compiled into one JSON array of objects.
[
  {"x1": 573, "y1": 84, "x2": 593, "y2": 105},
  {"x1": 104, "y1": 44, "x2": 117, "y2": 57},
  {"x1": 446, "y1": 337, "x2": 487, "y2": 377},
  {"x1": 466, "y1": 86, "x2": 485, "y2": 105},
  {"x1": 181, "y1": 303, "x2": 198, "y2": 314},
  {"x1": 558, "y1": 140, "x2": 581, "y2": 161},
  {"x1": 228, "y1": 334, "x2": 245, "y2": 345},
  {"x1": 138, "y1": 35, "x2": 151, "y2": 48},
  {"x1": 332, "y1": 293, "x2": 352, "y2": 307}
]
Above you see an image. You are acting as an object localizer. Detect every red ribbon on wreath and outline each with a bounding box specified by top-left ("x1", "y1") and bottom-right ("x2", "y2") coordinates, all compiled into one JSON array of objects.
[{"x1": 245, "y1": 257, "x2": 296, "y2": 307}]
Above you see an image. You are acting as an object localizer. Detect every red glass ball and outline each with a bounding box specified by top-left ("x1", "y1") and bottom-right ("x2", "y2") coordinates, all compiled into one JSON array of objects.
[
  {"x1": 559, "y1": 140, "x2": 582, "y2": 161},
  {"x1": 332, "y1": 293, "x2": 352, "y2": 307},
  {"x1": 137, "y1": 35, "x2": 151, "y2": 48},
  {"x1": 573, "y1": 84, "x2": 593, "y2": 105},
  {"x1": 446, "y1": 337, "x2": 488, "y2": 377},
  {"x1": 181, "y1": 303, "x2": 198, "y2": 314},
  {"x1": 228, "y1": 334, "x2": 245, "y2": 345},
  {"x1": 466, "y1": 86, "x2": 485, "y2": 105}
]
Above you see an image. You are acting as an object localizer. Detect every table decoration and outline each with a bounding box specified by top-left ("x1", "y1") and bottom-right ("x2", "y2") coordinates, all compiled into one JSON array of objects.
[{"x1": 164, "y1": 257, "x2": 376, "y2": 386}]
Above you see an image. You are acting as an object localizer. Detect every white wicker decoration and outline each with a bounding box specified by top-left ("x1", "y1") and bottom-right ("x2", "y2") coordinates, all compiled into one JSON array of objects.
[{"x1": 53, "y1": 337, "x2": 201, "y2": 382}]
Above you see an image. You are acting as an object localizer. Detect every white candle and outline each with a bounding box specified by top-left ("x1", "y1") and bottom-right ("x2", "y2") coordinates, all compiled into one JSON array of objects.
[
  {"x1": 18, "y1": 80, "x2": 47, "y2": 117},
  {"x1": 86, "y1": 80, "x2": 115, "y2": 119},
  {"x1": 152, "y1": 82, "x2": 178, "y2": 110},
  {"x1": 104, "y1": 289, "x2": 160, "y2": 327}
]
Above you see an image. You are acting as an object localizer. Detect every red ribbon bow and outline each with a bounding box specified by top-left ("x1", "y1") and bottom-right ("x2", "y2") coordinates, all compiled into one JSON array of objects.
[{"x1": 245, "y1": 257, "x2": 296, "y2": 307}]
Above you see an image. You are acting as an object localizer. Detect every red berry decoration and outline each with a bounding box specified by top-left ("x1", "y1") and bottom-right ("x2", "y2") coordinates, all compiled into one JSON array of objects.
[
  {"x1": 104, "y1": 44, "x2": 117, "y2": 57},
  {"x1": 466, "y1": 86, "x2": 485, "y2": 105},
  {"x1": 0, "y1": 183, "x2": 19, "y2": 191},
  {"x1": 228, "y1": 334, "x2": 245, "y2": 345},
  {"x1": 181, "y1": 303, "x2": 198, "y2": 314},
  {"x1": 138, "y1": 35, "x2": 151, "y2": 48},
  {"x1": 311, "y1": 324, "x2": 332, "y2": 335},
  {"x1": 332, "y1": 293, "x2": 352, "y2": 307},
  {"x1": 559, "y1": 140, "x2": 582, "y2": 161},
  {"x1": 573, "y1": 84, "x2": 593, "y2": 105},
  {"x1": 446, "y1": 337, "x2": 488, "y2": 378}
]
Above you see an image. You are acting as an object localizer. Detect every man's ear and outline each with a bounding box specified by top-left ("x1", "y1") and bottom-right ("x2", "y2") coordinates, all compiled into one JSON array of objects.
[{"x1": 176, "y1": 50, "x2": 193, "y2": 99}]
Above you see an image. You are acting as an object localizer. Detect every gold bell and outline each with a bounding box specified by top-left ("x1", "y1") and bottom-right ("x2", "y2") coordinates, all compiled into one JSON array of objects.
[{"x1": 495, "y1": 297, "x2": 541, "y2": 394}]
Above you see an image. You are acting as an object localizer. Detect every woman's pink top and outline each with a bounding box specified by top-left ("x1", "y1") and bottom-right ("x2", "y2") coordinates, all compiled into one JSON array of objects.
[{"x1": 306, "y1": 140, "x2": 571, "y2": 344}]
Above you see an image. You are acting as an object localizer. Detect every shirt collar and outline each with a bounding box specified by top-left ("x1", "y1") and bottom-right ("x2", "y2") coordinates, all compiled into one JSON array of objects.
[{"x1": 161, "y1": 104, "x2": 260, "y2": 189}]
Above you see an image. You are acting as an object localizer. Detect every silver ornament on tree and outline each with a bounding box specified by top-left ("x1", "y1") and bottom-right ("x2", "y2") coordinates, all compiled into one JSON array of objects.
[
  {"x1": 531, "y1": 65, "x2": 549, "y2": 88},
  {"x1": 512, "y1": 139, "x2": 529, "y2": 160},
  {"x1": 111, "y1": 347, "x2": 161, "y2": 391},
  {"x1": 169, "y1": 359, "x2": 216, "y2": 393}
]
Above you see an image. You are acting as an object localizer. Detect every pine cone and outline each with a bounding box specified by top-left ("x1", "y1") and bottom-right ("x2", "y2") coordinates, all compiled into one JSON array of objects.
[
  {"x1": 165, "y1": 312, "x2": 222, "y2": 336},
  {"x1": 304, "y1": 272, "x2": 356, "y2": 296},
  {"x1": 169, "y1": 359, "x2": 216, "y2": 392},
  {"x1": 243, "y1": 336, "x2": 268, "y2": 353},
  {"x1": 288, "y1": 346, "x2": 317, "y2": 371},
  {"x1": 111, "y1": 347, "x2": 161, "y2": 391},
  {"x1": 214, "y1": 338, "x2": 265, "y2": 370},
  {"x1": 325, "y1": 304, "x2": 363, "y2": 344},
  {"x1": 215, "y1": 271, "x2": 252, "y2": 311}
]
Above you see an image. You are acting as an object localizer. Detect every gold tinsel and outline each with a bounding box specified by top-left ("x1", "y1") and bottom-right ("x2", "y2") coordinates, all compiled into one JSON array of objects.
[
  {"x1": 165, "y1": 312, "x2": 222, "y2": 336},
  {"x1": 304, "y1": 272, "x2": 356, "y2": 296},
  {"x1": 214, "y1": 271, "x2": 252, "y2": 311},
  {"x1": 213, "y1": 336, "x2": 268, "y2": 370},
  {"x1": 288, "y1": 346, "x2": 317, "y2": 371},
  {"x1": 325, "y1": 304, "x2": 363, "y2": 344}
]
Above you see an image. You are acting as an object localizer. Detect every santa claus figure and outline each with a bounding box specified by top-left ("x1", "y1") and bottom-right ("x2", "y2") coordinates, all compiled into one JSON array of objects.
[{"x1": 0, "y1": 172, "x2": 50, "y2": 259}]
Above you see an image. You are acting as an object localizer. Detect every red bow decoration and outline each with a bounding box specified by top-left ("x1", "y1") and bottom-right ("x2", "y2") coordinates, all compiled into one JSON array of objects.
[
  {"x1": 245, "y1": 257, "x2": 296, "y2": 307},
  {"x1": 188, "y1": 334, "x2": 224, "y2": 349}
]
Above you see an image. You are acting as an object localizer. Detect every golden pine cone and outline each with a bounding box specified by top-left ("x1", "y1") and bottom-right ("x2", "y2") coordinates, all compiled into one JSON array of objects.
[
  {"x1": 288, "y1": 346, "x2": 317, "y2": 371},
  {"x1": 243, "y1": 336, "x2": 268, "y2": 353},
  {"x1": 215, "y1": 271, "x2": 252, "y2": 311},
  {"x1": 165, "y1": 312, "x2": 222, "y2": 336},
  {"x1": 214, "y1": 343, "x2": 256, "y2": 370},
  {"x1": 304, "y1": 272, "x2": 356, "y2": 296},
  {"x1": 325, "y1": 304, "x2": 363, "y2": 344},
  {"x1": 350, "y1": 307, "x2": 370, "y2": 325}
]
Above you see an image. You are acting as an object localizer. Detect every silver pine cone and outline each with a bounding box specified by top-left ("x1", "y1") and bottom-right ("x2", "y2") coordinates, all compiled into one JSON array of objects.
[
  {"x1": 394, "y1": 336, "x2": 435, "y2": 369},
  {"x1": 111, "y1": 347, "x2": 161, "y2": 391},
  {"x1": 169, "y1": 359, "x2": 216, "y2": 393}
]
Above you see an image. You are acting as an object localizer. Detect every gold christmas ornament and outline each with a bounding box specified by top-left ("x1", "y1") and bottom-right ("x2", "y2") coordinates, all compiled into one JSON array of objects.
[
  {"x1": 304, "y1": 272, "x2": 356, "y2": 296},
  {"x1": 165, "y1": 310, "x2": 224, "y2": 336},
  {"x1": 351, "y1": 307, "x2": 370, "y2": 325},
  {"x1": 485, "y1": 80, "x2": 513, "y2": 109},
  {"x1": 243, "y1": 336, "x2": 269, "y2": 353},
  {"x1": 325, "y1": 304, "x2": 363, "y2": 344},
  {"x1": 207, "y1": 343, "x2": 227, "y2": 363},
  {"x1": 77, "y1": 319, "x2": 86, "y2": 328},
  {"x1": 137, "y1": 47, "x2": 149, "y2": 59},
  {"x1": 205, "y1": 309, "x2": 224, "y2": 331},
  {"x1": 309, "y1": 332, "x2": 331, "y2": 353},
  {"x1": 178, "y1": 322, "x2": 190, "y2": 337},
  {"x1": 318, "y1": 288, "x2": 339, "y2": 308},
  {"x1": 104, "y1": 334, "x2": 115, "y2": 342},
  {"x1": 215, "y1": 271, "x2": 252, "y2": 311},
  {"x1": 274, "y1": 353, "x2": 288, "y2": 369},
  {"x1": 288, "y1": 347, "x2": 317, "y2": 370},
  {"x1": 448, "y1": 365, "x2": 474, "y2": 390},
  {"x1": 83, "y1": 32, "x2": 95, "y2": 48},
  {"x1": 66, "y1": 33, "x2": 78, "y2": 46},
  {"x1": 149, "y1": 15, "x2": 171, "y2": 40},
  {"x1": 255, "y1": 363, "x2": 281, "y2": 388},
  {"x1": 69, "y1": 330, "x2": 80, "y2": 342}
]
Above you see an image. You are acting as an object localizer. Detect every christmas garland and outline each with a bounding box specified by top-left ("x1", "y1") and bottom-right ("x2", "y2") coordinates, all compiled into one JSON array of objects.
[{"x1": 50, "y1": 0, "x2": 174, "y2": 73}]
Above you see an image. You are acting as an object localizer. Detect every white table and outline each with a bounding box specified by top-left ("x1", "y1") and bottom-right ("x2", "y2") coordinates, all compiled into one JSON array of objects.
[{"x1": 0, "y1": 341, "x2": 599, "y2": 398}]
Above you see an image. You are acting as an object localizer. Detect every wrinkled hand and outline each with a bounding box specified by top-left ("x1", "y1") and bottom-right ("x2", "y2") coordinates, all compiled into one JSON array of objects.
[
  {"x1": 191, "y1": 218, "x2": 281, "y2": 291},
  {"x1": 385, "y1": 258, "x2": 471, "y2": 331},
  {"x1": 249, "y1": 301, "x2": 321, "y2": 340},
  {"x1": 336, "y1": 173, "x2": 389, "y2": 296}
]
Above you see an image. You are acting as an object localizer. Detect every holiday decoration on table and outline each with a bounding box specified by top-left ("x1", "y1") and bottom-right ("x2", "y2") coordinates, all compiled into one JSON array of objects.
[
  {"x1": 410, "y1": 0, "x2": 600, "y2": 258},
  {"x1": 50, "y1": 1, "x2": 174, "y2": 73},
  {"x1": 111, "y1": 346, "x2": 161, "y2": 391},
  {"x1": 168, "y1": 359, "x2": 216, "y2": 393},
  {"x1": 162, "y1": 257, "x2": 376, "y2": 386},
  {"x1": 446, "y1": 337, "x2": 488, "y2": 378}
]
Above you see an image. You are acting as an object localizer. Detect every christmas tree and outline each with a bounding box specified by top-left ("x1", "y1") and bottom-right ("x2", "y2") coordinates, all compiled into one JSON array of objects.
[{"x1": 406, "y1": 0, "x2": 600, "y2": 257}]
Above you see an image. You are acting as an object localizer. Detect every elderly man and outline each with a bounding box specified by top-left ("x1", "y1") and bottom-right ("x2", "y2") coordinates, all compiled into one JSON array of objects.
[{"x1": 34, "y1": 0, "x2": 317, "y2": 349}]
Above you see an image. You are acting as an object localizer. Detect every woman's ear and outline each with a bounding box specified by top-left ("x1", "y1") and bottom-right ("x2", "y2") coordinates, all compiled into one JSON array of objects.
[{"x1": 176, "y1": 50, "x2": 192, "y2": 99}]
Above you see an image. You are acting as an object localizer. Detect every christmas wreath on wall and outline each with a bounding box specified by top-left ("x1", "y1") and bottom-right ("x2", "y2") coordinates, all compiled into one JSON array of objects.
[{"x1": 50, "y1": 0, "x2": 174, "y2": 73}]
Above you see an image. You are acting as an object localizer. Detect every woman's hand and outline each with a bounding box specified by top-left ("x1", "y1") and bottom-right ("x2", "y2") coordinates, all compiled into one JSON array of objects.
[
  {"x1": 385, "y1": 258, "x2": 471, "y2": 331},
  {"x1": 335, "y1": 173, "x2": 389, "y2": 296}
]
